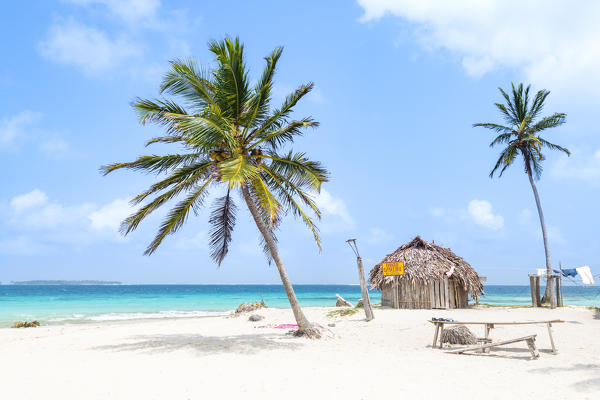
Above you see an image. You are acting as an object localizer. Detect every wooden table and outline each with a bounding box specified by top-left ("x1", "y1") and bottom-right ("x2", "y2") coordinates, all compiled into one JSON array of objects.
[{"x1": 428, "y1": 319, "x2": 564, "y2": 353}]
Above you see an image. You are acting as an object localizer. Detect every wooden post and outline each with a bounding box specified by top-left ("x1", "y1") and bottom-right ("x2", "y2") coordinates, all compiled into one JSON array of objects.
[
  {"x1": 432, "y1": 323, "x2": 440, "y2": 347},
  {"x1": 548, "y1": 276, "x2": 556, "y2": 309},
  {"x1": 534, "y1": 276, "x2": 541, "y2": 306},
  {"x1": 346, "y1": 239, "x2": 374, "y2": 320},
  {"x1": 547, "y1": 322, "x2": 557, "y2": 354},
  {"x1": 394, "y1": 278, "x2": 399, "y2": 309},
  {"x1": 555, "y1": 275, "x2": 563, "y2": 307},
  {"x1": 529, "y1": 274, "x2": 538, "y2": 307},
  {"x1": 429, "y1": 283, "x2": 434, "y2": 310},
  {"x1": 443, "y1": 276, "x2": 450, "y2": 310}
]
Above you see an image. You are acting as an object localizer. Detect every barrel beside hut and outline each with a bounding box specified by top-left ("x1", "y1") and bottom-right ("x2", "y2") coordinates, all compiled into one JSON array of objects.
[{"x1": 369, "y1": 236, "x2": 484, "y2": 309}]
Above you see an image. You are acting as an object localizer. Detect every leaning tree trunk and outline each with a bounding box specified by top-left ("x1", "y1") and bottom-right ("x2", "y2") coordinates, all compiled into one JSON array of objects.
[
  {"x1": 527, "y1": 168, "x2": 553, "y2": 303},
  {"x1": 241, "y1": 185, "x2": 320, "y2": 337}
]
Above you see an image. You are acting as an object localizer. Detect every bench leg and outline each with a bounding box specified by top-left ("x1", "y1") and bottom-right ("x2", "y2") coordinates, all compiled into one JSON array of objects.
[
  {"x1": 484, "y1": 324, "x2": 493, "y2": 353},
  {"x1": 547, "y1": 323, "x2": 557, "y2": 354},
  {"x1": 526, "y1": 338, "x2": 540, "y2": 360},
  {"x1": 432, "y1": 324, "x2": 440, "y2": 348},
  {"x1": 439, "y1": 324, "x2": 444, "y2": 348}
]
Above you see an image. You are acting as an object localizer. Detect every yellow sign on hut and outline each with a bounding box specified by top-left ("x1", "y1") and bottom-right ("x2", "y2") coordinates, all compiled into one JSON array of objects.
[{"x1": 382, "y1": 261, "x2": 404, "y2": 276}]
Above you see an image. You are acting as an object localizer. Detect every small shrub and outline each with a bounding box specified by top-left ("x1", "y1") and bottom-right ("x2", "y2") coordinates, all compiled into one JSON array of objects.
[
  {"x1": 12, "y1": 320, "x2": 40, "y2": 328},
  {"x1": 327, "y1": 308, "x2": 358, "y2": 318}
]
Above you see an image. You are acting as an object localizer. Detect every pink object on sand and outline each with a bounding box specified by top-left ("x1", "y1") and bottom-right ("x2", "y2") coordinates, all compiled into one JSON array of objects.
[{"x1": 255, "y1": 324, "x2": 298, "y2": 329}]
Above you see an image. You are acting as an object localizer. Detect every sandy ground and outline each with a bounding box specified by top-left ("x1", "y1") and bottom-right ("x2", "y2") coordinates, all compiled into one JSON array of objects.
[{"x1": 0, "y1": 306, "x2": 599, "y2": 400}]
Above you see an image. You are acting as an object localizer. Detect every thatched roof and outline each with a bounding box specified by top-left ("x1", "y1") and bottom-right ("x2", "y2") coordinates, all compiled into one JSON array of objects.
[{"x1": 369, "y1": 236, "x2": 484, "y2": 298}]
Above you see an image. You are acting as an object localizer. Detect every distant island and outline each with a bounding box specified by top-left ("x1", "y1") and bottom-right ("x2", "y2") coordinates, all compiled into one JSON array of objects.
[{"x1": 10, "y1": 280, "x2": 122, "y2": 285}]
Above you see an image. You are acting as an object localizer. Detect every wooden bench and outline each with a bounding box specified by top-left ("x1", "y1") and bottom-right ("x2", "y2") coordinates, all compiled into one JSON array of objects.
[
  {"x1": 446, "y1": 334, "x2": 540, "y2": 359},
  {"x1": 428, "y1": 319, "x2": 563, "y2": 353}
]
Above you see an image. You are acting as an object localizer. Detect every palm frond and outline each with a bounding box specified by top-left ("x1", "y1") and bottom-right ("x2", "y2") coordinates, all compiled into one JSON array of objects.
[
  {"x1": 130, "y1": 160, "x2": 214, "y2": 205},
  {"x1": 160, "y1": 59, "x2": 216, "y2": 111},
  {"x1": 100, "y1": 153, "x2": 200, "y2": 176},
  {"x1": 246, "y1": 82, "x2": 314, "y2": 145},
  {"x1": 529, "y1": 113, "x2": 566, "y2": 133},
  {"x1": 209, "y1": 37, "x2": 250, "y2": 122},
  {"x1": 262, "y1": 151, "x2": 328, "y2": 191},
  {"x1": 258, "y1": 165, "x2": 321, "y2": 250},
  {"x1": 249, "y1": 118, "x2": 319, "y2": 150},
  {"x1": 472, "y1": 122, "x2": 513, "y2": 134},
  {"x1": 144, "y1": 178, "x2": 213, "y2": 255},
  {"x1": 219, "y1": 155, "x2": 260, "y2": 187},
  {"x1": 208, "y1": 189, "x2": 237, "y2": 265},
  {"x1": 250, "y1": 176, "x2": 281, "y2": 225},
  {"x1": 166, "y1": 113, "x2": 235, "y2": 150},
  {"x1": 133, "y1": 98, "x2": 188, "y2": 134},
  {"x1": 241, "y1": 47, "x2": 282, "y2": 137},
  {"x1": 538, "y1": 137, "x2": 570, "y2": 155},
  {"x1": 145, "y1": 135, "x2": 187, "y2": 147}
]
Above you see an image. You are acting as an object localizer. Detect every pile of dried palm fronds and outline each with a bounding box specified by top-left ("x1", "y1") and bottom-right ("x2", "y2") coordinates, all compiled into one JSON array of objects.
[
  {"x1": 12, "y1": 320, "x2": 40, "y2": 328},
  {"x1": 441, "y1": 325, "x2": 477, "y2": 345}
]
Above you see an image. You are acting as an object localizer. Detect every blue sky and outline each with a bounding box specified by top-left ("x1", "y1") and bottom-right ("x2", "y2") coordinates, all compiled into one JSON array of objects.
[{"x1": 1, "y1": 0, "x2": 599, "y2": 285}]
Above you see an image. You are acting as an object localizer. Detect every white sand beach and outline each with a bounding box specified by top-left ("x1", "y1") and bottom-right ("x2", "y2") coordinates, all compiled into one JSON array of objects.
[{"x1": 1, "y1": 306, "x2": 598, "y2": 400}]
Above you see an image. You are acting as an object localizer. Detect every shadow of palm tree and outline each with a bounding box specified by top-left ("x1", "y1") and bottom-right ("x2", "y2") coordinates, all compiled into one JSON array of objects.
[
  {"x1": 91, "y1": 333, "x2": 304, "y2": 356},
  {"x1": 529, "y1": 363, "x2": 600, "y2": 391}
]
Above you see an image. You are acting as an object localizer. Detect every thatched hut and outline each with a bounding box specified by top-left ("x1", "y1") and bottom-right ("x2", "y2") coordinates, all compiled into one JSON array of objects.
[{"x1": 369, "y1": 236, "x2": 484, "y2": 309}]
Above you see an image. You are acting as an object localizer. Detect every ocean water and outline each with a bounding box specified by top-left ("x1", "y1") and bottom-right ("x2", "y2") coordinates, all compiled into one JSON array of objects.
[{"x1": 1, "y1": 284, "x2": 599, "y2": 327}]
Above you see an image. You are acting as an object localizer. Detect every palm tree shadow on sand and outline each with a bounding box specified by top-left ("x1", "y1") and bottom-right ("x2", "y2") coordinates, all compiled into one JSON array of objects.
[
  {"x1": 528, "y1": 364, "x2": 600, "y2": 392},
  {"x1": 90, "y1": 333, "x2": 304, "y2": 356}
]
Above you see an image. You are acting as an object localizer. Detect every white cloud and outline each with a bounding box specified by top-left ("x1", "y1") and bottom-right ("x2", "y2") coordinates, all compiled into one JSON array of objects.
[
  {"x1": 19, "y1": 202, "x2": 96, "y2": 231},
  {"x1": 67, "y1": 0, "x2": 160, "y2": 23},
  {"x1": 551, "y1": 149, "x2": 600, "y2": 182},
  {"x1": 518, "y1": 208, "x2": 533, "y2": 226},
  {"x1": 39, "y1": 19, "x2": 140, "y2": 76},
  {"x1": 314, "y1": 189, "x2": 355, "y2": 233},
  {"x1": 40, "y1": 1, "x2": 190, "y2": 79},
  {"x1": 40, "y1": 138, "x2": 70, "y2": 156},
  {"x1": 517, "y1": 208, "x2": 565, "y2": 244},
  {"x1": 11, "y1": 189, "x2": 48, "y2": 212},
  {"x1": 0, "y1": 111, "x2": 40, "y2": 148},
  {"x1": 358, "y1": 0, "x2": 600, "y2": 94},
  {"x1": 366, "y1": 227, "x2": 393, "y2": 244},
  {"x1": 430, "y1": 207, "x2": 444, "y2": 217},
  {"x1": 89, "y1": 198, "x2": 133, "y2": 231},
  {"x1": 467, "y1": 199, "x2": 504, "y2": 230},
  {"x1": 174, "y1": 230, "x2": 208, "y2": 251},
  {"x1": 1, "y1": 190, "x2": 140, "y2": 253}
]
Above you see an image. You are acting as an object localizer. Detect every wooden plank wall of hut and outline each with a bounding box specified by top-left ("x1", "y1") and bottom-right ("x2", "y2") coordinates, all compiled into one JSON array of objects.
[{"x1": 381, "y1": 278, "x2": 469, "y2": 309}]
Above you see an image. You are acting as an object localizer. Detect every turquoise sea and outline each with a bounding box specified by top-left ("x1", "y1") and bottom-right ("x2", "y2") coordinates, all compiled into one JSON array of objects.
[{"x1": 1, "y1": 284, "x2": 599, "y2": 327}]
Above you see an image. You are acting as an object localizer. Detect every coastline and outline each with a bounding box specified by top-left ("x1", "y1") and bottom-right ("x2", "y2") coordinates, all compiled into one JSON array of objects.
[{"x1": 1, "y1": 305, "x2": 599, "y2": 399}]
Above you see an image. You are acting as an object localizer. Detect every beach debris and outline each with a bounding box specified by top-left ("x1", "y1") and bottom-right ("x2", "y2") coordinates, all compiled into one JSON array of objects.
[
  {"x1": 442, "y1": 325, "x2": 477, "y2": 345},
  {"x1": 327, "y1": 308, "x2": 358, "y2": 318},
  {"x1": 231, "y1": 301, "x2": 266, "y2": 317},
  {"x1": 255, "y1": 324, "x2": 298, "y2": 329},
  {"x1": 335, "y1": 294, "x2": 353, "y2": 307},
  {"x1": 327, "y1": 323, "x2": 336, "y2": 327},
  {"x1": 11, "y1": 320, "x2": 40, "y2": 328},
  {"x1": 248, "y1": 314, "x2": 264, "y2": 322}
]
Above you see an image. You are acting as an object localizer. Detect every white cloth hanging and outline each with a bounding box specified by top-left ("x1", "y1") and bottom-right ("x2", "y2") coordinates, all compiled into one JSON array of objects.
[
  {"x1": 537, "y1": 268, "x2": 547, "y2": 277},
  {"x1": 446, "y1": 265, "x2": 455, "y2": 278},
  {"x1": 576, "y1": 266, "x2": 595, "y2": 285}
]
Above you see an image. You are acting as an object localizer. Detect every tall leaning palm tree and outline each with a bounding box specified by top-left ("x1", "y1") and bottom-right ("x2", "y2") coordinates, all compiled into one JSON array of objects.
[
  {"x1": 102, "y1": 37, "x2": 328, "y2": 337},
  {"x1": 474, "y1": 83, "x2": 569, "y2": 303}
]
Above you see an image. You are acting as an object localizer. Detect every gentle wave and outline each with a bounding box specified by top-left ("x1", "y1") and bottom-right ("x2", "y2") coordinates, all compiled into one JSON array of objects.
[{"x1": 49, "y1": 310, "x2": 231, "y2": 322}]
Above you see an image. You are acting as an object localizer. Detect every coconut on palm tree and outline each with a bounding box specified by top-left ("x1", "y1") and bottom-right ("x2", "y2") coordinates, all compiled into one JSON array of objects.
[
  {"x1": 101, "y1": 37, "x2": 328, "y2": 337},
  {"x1": 474, "y1": 83, "x2": 569, "y2": 303}
]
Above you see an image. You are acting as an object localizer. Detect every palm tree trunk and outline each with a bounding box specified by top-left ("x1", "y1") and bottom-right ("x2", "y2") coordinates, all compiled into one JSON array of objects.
[
  {"x1": 241, "y1": 185, "x2": 319, "y2": 337},
  {"x1": 526, "y1": 168, "x2": 553, "y2": 303}
]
